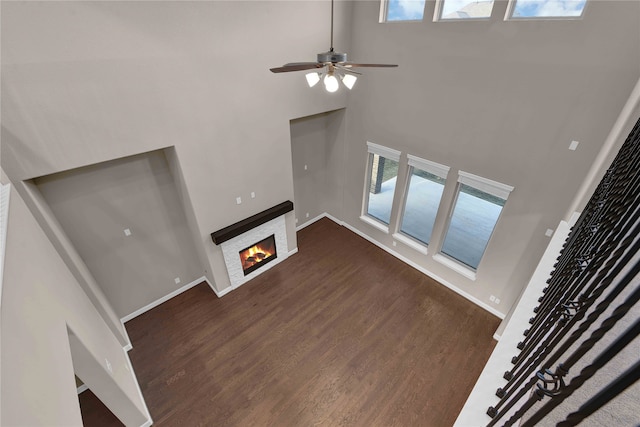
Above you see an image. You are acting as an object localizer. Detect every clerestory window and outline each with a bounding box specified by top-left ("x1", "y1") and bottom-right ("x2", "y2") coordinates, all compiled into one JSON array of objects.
[
  {"x1": 506, "y1": 0, "x2": 587, "y2": 19},
  {"x1": 435, "y1": 0, "x2": 495, "y2": 20},
  {"x1": 382, "y1": 0, "x2": 427, "y2": 22}
]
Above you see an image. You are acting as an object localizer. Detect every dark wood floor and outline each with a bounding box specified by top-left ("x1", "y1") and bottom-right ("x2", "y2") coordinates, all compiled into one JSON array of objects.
[
  {"x1": 78, "y1": 389, "x2": 124, "y2": 426},
  {"x1": 124, "y1": 218, "x2": 499, "y2": 426}
]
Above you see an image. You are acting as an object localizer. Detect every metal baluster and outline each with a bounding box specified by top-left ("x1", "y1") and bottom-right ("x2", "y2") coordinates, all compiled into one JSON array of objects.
[
  {"x1": 486, "y1": 116, "x2": 640, "y2": 426},
  {"x1": 493, "y1": 201, "x2": 640, "y2": 406},
  {"x1": 488, "y1": 219, "x2": 640, "y2": 423},
  {"x1": 556, "y1": 359, "x2": 640, "y2": 427},
  {"x1": 520, "y1": 161, "x2": 640, "y2": 350},
  {"x1": 521, "y1": 314, "x2": 640, "y2": 427}
]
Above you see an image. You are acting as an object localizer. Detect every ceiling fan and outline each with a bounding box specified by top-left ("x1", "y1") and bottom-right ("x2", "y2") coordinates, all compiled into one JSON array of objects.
[{"x1": 270, "y1": 0, "x2": 398, "y2": 92}]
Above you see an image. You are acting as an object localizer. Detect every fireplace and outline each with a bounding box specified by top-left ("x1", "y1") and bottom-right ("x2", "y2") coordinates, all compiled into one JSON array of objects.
[
  {"x1": 211, "y1": 201, "x2": 294, "y2": 290},
  {"x1": 239, "y1": 234, "x2": 277, "y2": 276}
]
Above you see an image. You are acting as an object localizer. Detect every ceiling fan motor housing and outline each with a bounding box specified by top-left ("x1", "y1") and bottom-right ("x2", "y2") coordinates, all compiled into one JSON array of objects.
[{"x1": 318, "y1": 51, "x2": 347, "y2": 63}]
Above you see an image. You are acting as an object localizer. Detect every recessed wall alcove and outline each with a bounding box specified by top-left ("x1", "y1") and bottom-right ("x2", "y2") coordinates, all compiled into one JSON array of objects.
[
  {"x1": 290, "y1": 108, "x2": 347, "y2": 229},
  {"x1": 31, "y1": 148, "x2": 206, "y2": 318}
]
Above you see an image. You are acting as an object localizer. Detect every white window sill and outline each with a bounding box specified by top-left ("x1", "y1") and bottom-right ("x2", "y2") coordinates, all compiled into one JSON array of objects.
[
  {"x1": 392, "y1": 233, "x2": 428, "y2": 255},
  {"x1": 433, "y1": 253, "x2": 477, "y2": 281},
  {"x1": 359, "y1": 215, "x2": 389, "y2": 233}
]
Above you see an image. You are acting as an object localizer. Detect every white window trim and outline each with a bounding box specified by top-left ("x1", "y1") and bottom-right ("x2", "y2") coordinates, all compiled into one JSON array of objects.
[
  {"x1": 458, "y1": 171, "x2": 513, "y2": 200},
  {"x1": 362, "y1": 142, "x2": 400, "y2": 231},
  {"x1": 504, "y1": 0, "x2": 587, "y2": 21},
  {"x1": 435, "y1": 172, "x2": 512, "y2": 276},
  {"x1": 407, "y1": 154, "x2": 450, "y2": 179},
  {"x1": 360, "y1": 214, "x2": 390, "y2": 233},
  {"x1": 392, "y1": 232, "x2": 428, "y2": 255},
  {"x1": 433, "y1": 253, "x2": 477, "y2": 281},
  {"x1": 433, "y1": 0, "x2": 494, "y2": 22},
  {"x1": 381, "y1": 0, "x2": 426, "y2": 23},
  {"x1": 379, "y1": 0, "x2": 388, "y2": 23},
  {"x1": 433, "y1": 0, "x2": 443, "y2": 21},
  {"x1": 367, "y1": 141, "x2": 401, "y2": 162},
  {"x1": 394, "y1": 155, "x2": 449, "y2": 249}
]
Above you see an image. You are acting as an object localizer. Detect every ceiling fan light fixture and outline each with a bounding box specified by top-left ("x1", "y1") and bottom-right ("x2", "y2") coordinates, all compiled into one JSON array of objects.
[
  {"x1": 324, "y1": 73, "x2": 339, "y2": 93},
  {"x1": 342, "y1": 73, "x2": 357, "y2": 90},
  {"x1": 305, "y1": 72, "x2": 321, "y2": 88},
  {"x1": 269, "y1": 0, "x2": 397, "y2": 91}
]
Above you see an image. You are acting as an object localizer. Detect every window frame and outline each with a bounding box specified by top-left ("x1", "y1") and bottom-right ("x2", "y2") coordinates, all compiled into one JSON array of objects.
[
  {"x1": 380, "y1": 0, "x2": 427, "y2": 23},
  {"x1": 392, "y1": 155, "x2": 450, "y2": 254},
  {"x1": 433, "y1": 0, "x2": 495, "y2": 22},
  {"x1": 361, "y1": 141, "x2": 402, "y2": 233},
  {"x1": 504, "y1": 0, "x2": 588, "y2": 21},
  {"x1": 434, "y1": 171, "x2": 513, "y2": 279}
]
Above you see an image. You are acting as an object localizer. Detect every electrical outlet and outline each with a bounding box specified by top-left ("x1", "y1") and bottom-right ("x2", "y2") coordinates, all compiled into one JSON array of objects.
[
  {"x1": 251, "y1": 192, "x2": 256, "y2": 199},
  {"x1": 306, "y1": 212, "x2": 309, "y2": 218},
  {"x1": 304, "y1": 164, "x2": 308, "y2": 170},
  {"x1": 236, "y1": 197, "x2": 242, "y2": 205},
  {"x1": 545, "y1": 229, "x2": 554, "y2": 237},
  {"x1": 124, "y1": 228, "x2": 131, "y2": 236},
  {"x1": 569, "y1": 140, "x2": 579, "y2": 151},
  {"x1": 495, "y1": 298, "x2": 501, "y2": 304},
  {"x1": 105, "y1": 358, "x2": 112, "y2": 373},
  {"x1": 489, "y1": 295, "x2": 496, "y2": 302},
  {"x1": 295, "y1": 218, "x2": 298, "y2": 224},
  {"x1": 174, "y1": 277, "x2": 181, "y2": 284},
  {"x1": 392, "y1": 241, "x2": 397, "y2": 247}
]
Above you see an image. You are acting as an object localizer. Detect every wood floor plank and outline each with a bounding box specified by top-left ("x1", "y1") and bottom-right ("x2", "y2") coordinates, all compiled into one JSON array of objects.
[
  {"x1": 78, "y1": 389, "x2": 125, "y2": 426},
  {"x1": 121, "y1": 218, "x2": 499, "y2": 426}
]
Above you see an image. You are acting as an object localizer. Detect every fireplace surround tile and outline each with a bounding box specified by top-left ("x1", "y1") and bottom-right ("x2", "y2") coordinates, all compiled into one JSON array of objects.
[{"x1": 220, "y1": 215, "x2": 288, "y2": 289}]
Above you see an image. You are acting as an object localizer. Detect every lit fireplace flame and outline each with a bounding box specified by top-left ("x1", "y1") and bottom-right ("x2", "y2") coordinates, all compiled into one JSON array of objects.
[{"x1": 241, "y1": 244, "x2": 274, "y2": 270}]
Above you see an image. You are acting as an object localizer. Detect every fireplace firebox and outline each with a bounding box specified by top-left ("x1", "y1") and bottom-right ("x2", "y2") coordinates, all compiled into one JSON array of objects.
[{"x1": 239, "y1": 234, "x2": 277, "y2": 276}]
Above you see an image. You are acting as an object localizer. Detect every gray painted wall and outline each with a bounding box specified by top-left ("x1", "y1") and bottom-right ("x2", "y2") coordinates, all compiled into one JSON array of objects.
[
  {"x1": 1, "y1": 181, "x2": 147, "y2": 426},
  {"x1": 1, "y1": 1, "x2": 352, "y2": 294},
  {"x1": 290, "y1": 109, "x2": 346, "y2": 227},
  {"x1": 340, "y1": 0, "x2": 640, "y2": 315},
  {"x1": 34, "y1": 150, "x2": 204, "y2": 318},
  {"x1": 15, "y1": 179, "x2": 129, "y2": 346}
]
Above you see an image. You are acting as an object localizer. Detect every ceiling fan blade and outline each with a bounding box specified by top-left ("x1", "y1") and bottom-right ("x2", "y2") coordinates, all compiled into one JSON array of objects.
[
  {"x1": 341, "y1": 63, "x2": 398, "y2": 68},
  {"x1": 334, "y1": 64, "x2": 362, "y2": 75},
  {"x1": 270, "y1": 63, "x2": 324, "y2": 73}
]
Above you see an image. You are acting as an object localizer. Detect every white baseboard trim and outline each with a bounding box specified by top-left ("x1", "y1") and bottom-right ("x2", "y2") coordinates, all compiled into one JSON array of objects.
[
  {"x1": 120, "y1": 308, "x2": 133, "y2": 351},
  {"x1": 121, "y1": 347, "x2": 153, "y2": 427},
  {"x1": 203, "y1": 276, "x2": 233, "y2": 298},
  {"x1": 323, "y1": 213, "x2": 343, "y2": 225},
  {"x1": 205, "y1": 248, "x2": 299, "y2": 300},
  {"x1": 333, "y1": 217, "x2": 505, "y2": 320},
  {"x1": 493, "y1": 332, "x2": 502, "y2": 341},
  {"x1": 121, "y1": 276, "x2": 207, "y2": 323},
  {"x1": 140, "y1": 420, "x2": 153, "y2": 427},
  {"x1": 0, "y1": 184, "x2": 11, "y2": 306},
  {"x1": 296, "y1": 212, "x2": 345, "y2": 232},
  {"x1": 296, "y1": 212, "x2": 328, "y2": 231},
  {"x1": 77, "y1": 384, "x2": 89, "y2": 394},
  {"x1": 121, "y1": 318, "x2": 133, "y2": 352}
]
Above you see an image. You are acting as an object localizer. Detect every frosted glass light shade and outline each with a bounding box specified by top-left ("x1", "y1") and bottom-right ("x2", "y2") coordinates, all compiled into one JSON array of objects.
[
  {"x1": 342, "y1": 74, "x2": 357, "y2": 90},
  {"x1": 305, "y1": 72, "x2": 320, "y2": 87},
  {"x1": 324, "y1": 74, "x2": 339, "y2": 93}
]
